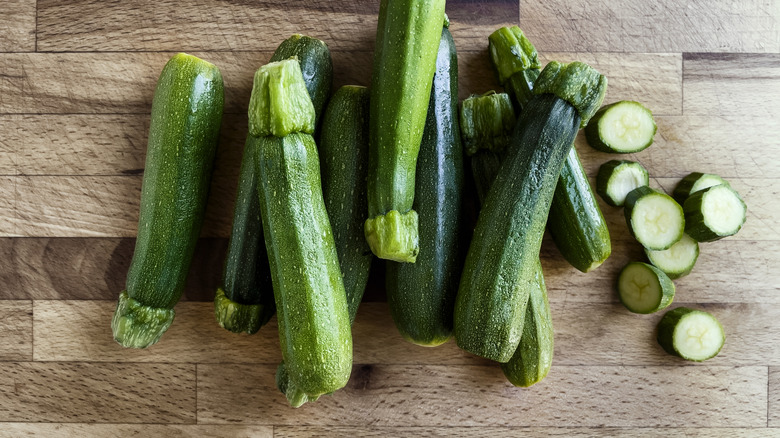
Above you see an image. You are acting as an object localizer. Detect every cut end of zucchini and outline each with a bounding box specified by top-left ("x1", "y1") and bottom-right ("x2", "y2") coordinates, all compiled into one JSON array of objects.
[
  {"x1": 657, "y1": 307, "x2": 725, "y2": 362},
  {"x1": 111, "y1": 291, "x2": 175, "y2": 349},
  {"x1": 488, "y1": 26, "x2": 540, "y2": 85},
  {"x1": 213, "y1": 288, "x2": 267, "y2": 335},
  {"x1": 533, "y1": 61, "x2": 607, "y2": 128},
  {"x1": 618, "y1": 262, "x2": 675, "y2": 314},
  {"x1": 625, "y1": 186, "x2": 685, "y2": 250},
  {"x1": 596, "y1": 160, "x2": 649, "y2": 207},
  {"x1": 586, "y1": 101, "x2": 656, "y2": 153},
  {"x1": 364, "y1": 209, "x2": 419, "y2": 263},
  {"x1": 459, "y1": 92, "x2": 516, "y2": 156},
  {"x1": 645, "y1": 233, "x2": 699, "y2": 279},
  {"x1": 672, "y1": 172, "x2": 730, "y2": 205},
  {"x1": 684, "y1": 184, "x2": 746, "y2": 242},
  {"x1": 248, "y1": 58, "x2": 316, "y2": 138}
]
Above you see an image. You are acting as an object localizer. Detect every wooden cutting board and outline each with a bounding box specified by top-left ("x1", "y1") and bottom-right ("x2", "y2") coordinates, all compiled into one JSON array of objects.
[{"x1": 1, "y1": 0, "x2": 779, "y2": 436}]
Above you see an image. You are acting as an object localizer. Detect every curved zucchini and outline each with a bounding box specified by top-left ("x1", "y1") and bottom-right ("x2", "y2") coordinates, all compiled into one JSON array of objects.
[
  {"x1": 454, "y1": 61, "x2": 606, "y2": 362},
  {"x1": 215, "y1": 35, "x2": 332, "y2": 334},
  {"x1": 364, "y1": 0, "x2": 447, "y2": 263},
  {"x1": 386, "y1": 26, "x2": 464, "y2": 347},
  {"x1": 112, "y1": 53, "x2": 224, "y2": 348}
]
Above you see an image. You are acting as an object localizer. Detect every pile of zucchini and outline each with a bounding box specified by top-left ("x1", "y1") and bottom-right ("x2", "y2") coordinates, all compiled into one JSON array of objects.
[{"x1": 111, "y1": 0, "x2": 748, "y2": 406}]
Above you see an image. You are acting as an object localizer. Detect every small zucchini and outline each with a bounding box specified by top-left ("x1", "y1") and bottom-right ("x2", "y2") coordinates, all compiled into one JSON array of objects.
[
  {"x1": 657, "y1": 307, "x2": 725, "y2": 362},
  {"x1": 112, "y1": 53, "x2": 224, "y2": 349},
  {"x1": 585, "y1": 100, "x2": 657, "y2": 153},
  {"x1": 683, "y1": 184, "x2": 746, "y2": 242},
  {"x1": 624, "y1": 186, "x2": 685, "y2": 250},
  {"x1": 617, "y1": 262, "x2": 675, "y2": 314},
  {"x1": 596, "y1": 160, "x2": 650, "y2": 207}
]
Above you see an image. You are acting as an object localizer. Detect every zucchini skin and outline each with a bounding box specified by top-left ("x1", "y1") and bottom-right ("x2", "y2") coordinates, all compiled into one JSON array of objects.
[
  {"x1": 255, "y1": 133, "x2": 352, "y2": 397},
  {"x1": 365, "y1": 0, "x2": 446, "y2": 262},
  {"x1": 113, "y1": 53, "x2": 224, "y2": 348},
  {"x1": 547, "y1": 147, "x2": 611, "y2": 273},
  {"x1": 386, "y1": 27, "x2": 465, "y2": 346},
  {"x1": 470, "y1": 150, "x2": 502, "y2": 206},
  {"x1": 454, "y1": 94, "x2": 581, "y2": 362}
]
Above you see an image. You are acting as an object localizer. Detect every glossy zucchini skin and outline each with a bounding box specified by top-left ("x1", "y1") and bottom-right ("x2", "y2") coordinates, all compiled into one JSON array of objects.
[
  {"x1": 470, "y1": 150, "x2": 502, "y2": 206},
  {"x1": 255, "y1": 132, "x2": 352, "y2": 398},
  {"x1": 365, "y1": 0, "x2": 446, "y2": 263},
  {"x1": 547, "y1": 147, "x2": 611, "y2": 273},
  {"x1": 386, "y1": 26, "x2": 464, "y2": 346},
  {"x1": 112, "y1": 53, "x2": 224, "y2": 349},
  {"x1": 454, "y1": 94, "x2": 581, "y2": 362}
]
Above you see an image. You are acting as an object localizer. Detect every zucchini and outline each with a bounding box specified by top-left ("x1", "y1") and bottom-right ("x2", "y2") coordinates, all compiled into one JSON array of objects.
[
  {"x1": 215, "y1": 35, "x2": 332, "y2": 334},
  {"x1": 386, "y1": 25, "x2": 464, "y2": 347},
  {"x1": 470, "y1": 150, "x2": 502, "y2": 206},
  {"x1": 112, "y1": 53, "x2": 223, "y2": 348},
  {"x1": 657, "y1": 307, "x2": 725, "y2": 362},
  {"x1": 459, "y1": 91, "x2": 516, "y2": 156},
  {"x1": 673, "y1": 172, "x2": 730, "y2": 205},
  {"x1": 364, "y1": 0, "x2": 447, "y2": 263},
  {"x1": 489, "y1": 26, "x2": 610, "y2": 274},
  {"x1": 617, "y1": 262, "x2": 675, "y2": 314},
  {"x1": 500, "y1": 260, "x2": 553, "y2": 387},
  {"x1": 683, "y1": 184, "x2": 747, "y2": 242},
  {"x1": 585, "y1": 101, "x2": 657, "y2": 153},
  {"x1": 596, "y1": 160, "x2": 650, "y2": 207},
  {"x1": 454, "y1": 61, "x2": 607, "y2": 362},
  {"x1": 624, "y1": 186, "x2": 685, "y2": 250},
  {"x1": 251, "y1": 60, "x2": 351, "y2": 402},
  {"x1": 645, "y1": 233, "x2": 699, "y2": 279}
]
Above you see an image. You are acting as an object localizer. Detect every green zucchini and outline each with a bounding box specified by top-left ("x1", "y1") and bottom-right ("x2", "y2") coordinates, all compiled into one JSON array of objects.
[
  {"x1": 215, "y1": 35, "x2": 332, "y2": 334},
  {"x1": 251, "y1": 60, "x2": 351, "y2": 402},
  {"x1": 386, "y1": 26, "x2": 464, "y2": 347},
  {"x1": 112, "y1": 53, "x2": 223, "y2": 349},
  {"x1": 657, "y1": 307, "x2": 725, "y2": 362},
  {"x1": 683, "y1": 184, "x2": 746, "y2": 242},
  {"x1": 624, "y1": 186, "x2": 685, "y2": 250},
  {"x1": 490, "y1": 26, "x2": 610, "y2": 274},
  {"x1": 459, "y1": 91, "x2": 516, "y2": 156},
  {"x1": 617, "y1": 262, "x2": 675, "y2": 314},
  {"x1": 585, "y1": 101, "x2": 657, "y2": 153},
  {"x1": 501, "y1": 260, "x2": 553, "y2": 387},
  {"x1": 596, "y1": 160, "x2": 650, "y2": 207},
  {"x1": 470, "y1": 150, "x2": 502, "y2": 206},
  {"x1": 673, "y1": 172, "x2": 730, "y2": 205},
  {"x1": 364, "y1": 0, "x2": 447, "y2": 263},
  {"x1": 645, "y1": 233, "x2": 699, "y2": 279},
  {"x1": 454, "y1": 61, "x2": 607, "y2": 362}
]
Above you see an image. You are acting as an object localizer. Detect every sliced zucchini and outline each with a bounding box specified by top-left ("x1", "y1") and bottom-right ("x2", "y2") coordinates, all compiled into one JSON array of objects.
[
  {"x1": 596, "y1": 160, "x2": 649, "y2": 207},
  {"x1": 617, "y1": 262, "x2": 675, "y2": 314},
  {"x1": 585, "y1": 101, "x2": 656, "y2": 153},
  {"x1": 673, "y1": 172, "x2": 730, "y2": 205},
  {"x1": 683, "y1": 184, "x2": 746, "y2": 242},
  {"x1": 645, "y1": 233, "x2": 699, "y2": 279},
  {"x1": 624, "y1": 186, "x2": 684, "y2": 250},
  {"x1": 657, "y1": 307, "x2": 725, "y2": 362}
]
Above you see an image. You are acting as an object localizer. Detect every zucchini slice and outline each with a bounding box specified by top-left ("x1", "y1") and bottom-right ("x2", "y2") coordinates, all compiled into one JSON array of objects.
[
  {"x1": 645, "y1": 233, "x2": 699, "y2": 279},
  {"x1": 585, "y1": 101, "x2": 656, "y2": 153},
  {"x1": 624, "y1": 186, "x2": 685, "y2": 250},
  {"x1": 673, "y1": 172, "x2": 730, "y2": 205},
  {"x1": 617, "y1": 262, "x2": 675, "y2": 314},
  {"x1": 683, "y1": 184, "x2": 747, "y2": 242},
  {"x1": 596, "y1": 160, "x2": 649, "y2": 207},
  {"x1": 657, "y1": 307, "x2": 725, "y2": 361}
]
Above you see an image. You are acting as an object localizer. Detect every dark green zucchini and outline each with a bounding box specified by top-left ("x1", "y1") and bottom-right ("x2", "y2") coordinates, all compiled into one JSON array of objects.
[
  {"x1": 112, "y1": 53, "x2": 224, "y2": 349},
  {"x1": 386, "y1": 26, "x2": 464, "y2": 347},
  {"x1": 364, "y1": 0, "x2": 447, "y2": 263},
  {"x1": 470, "y1": 150, "x2": 502, "y2": 206},
  {"x1": 454, "y1": 61, "x2": 606, "y2": 362}
]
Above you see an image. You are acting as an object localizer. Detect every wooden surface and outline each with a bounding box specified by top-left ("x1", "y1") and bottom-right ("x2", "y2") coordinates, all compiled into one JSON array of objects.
[{"x1": 0, "y1": 0, "x2": 779, "y2": 436}]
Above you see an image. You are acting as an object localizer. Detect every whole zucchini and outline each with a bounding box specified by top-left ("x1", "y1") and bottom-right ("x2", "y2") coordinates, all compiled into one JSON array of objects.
[
  {"x1": 364, "y1": 0, "x2": 447, "y2": 263},
  {"x1": 386, "y1": 25, "x2": 464, "y2": 347},
  {"x1": 215, "y1": 35, "x2": 332, "y2": 334},
  {"x1": 454, "y1": 61, "x2": 606, "y2": 362},
  {"x1": 251, "y1": 59, "x2": 351, "y2": 402},
  {"x1": 112, "y1": 53, "x2": 224, "y2": 349}
]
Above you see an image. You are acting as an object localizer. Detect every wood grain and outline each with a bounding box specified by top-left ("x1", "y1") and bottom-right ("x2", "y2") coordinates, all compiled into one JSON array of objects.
[
  {"x1": 520, "y1": 0, "x2": 780, "y2": 53},
  {"x1": 198, "y1": 364, "x2": 767, "y2": 427},
  {"x1": 0, "y1": 424, "x2": 272, "y2": 438},
  {"x1": 0, "y1": 0, "x2": 36, "y2": 52},
  {"x1": 770, "y1": 367, "x2": 780, "y2": 427},
  {"x1": 274, "y1": 427, "x2": 780, "y2": 438},
  {"x1": 0, "y1": 301, "x2": 32, "y2": 361},
  {"x1": 0, "y1": 362, "x2": 196, "y2": 423}
]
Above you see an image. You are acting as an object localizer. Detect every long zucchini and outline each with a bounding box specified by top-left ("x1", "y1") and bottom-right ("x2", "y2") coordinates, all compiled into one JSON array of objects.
[
  {"x1": 454, "y1": 61, "x2": 606, "y2": 362},
  {"x1": 112, "y1": 53, "x2": 224, "y2": 348},
  {"x1": 364, "y1": 0, "x2": 446, "y2": 263},
  {"x1": 489, "y1": 26, "x2": 611, "y2": 273},
  {"x1": 251, "y1": 59, "x2": 351, "y2": 402},
  {"x1": 386, "y1": 25, "x2": 464, "y2": 347},
  {"x1": 215, "y1": 35, "x2": 332, "y2": 334}
]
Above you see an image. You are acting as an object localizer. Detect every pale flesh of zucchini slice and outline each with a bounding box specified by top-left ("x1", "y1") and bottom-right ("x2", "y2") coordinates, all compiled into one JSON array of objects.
[
  {"x1": 626, "y1": 187, "x2": 685, "y2": 250},
  {"x1": 617, "y1": 262, "x2": 675, "y2": 314},
  {"x1": 587, "y1": 101, "x2": 656, "y2": 153},
  {"x1": 673, "y1": 172, "x2": 730, "y2": 205},
  {"x1": 645, "y1": 233, "x2": 699, "y2": 279},
  {"x1": 684, "y1": 184, "x2": 746, "y2": 242},
  {"x1": 597, "y1": 160, "x2": 649, "y2": 207},
  {"x1": 658, "y1": 307, "x2": 725, "y2": 362}
]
